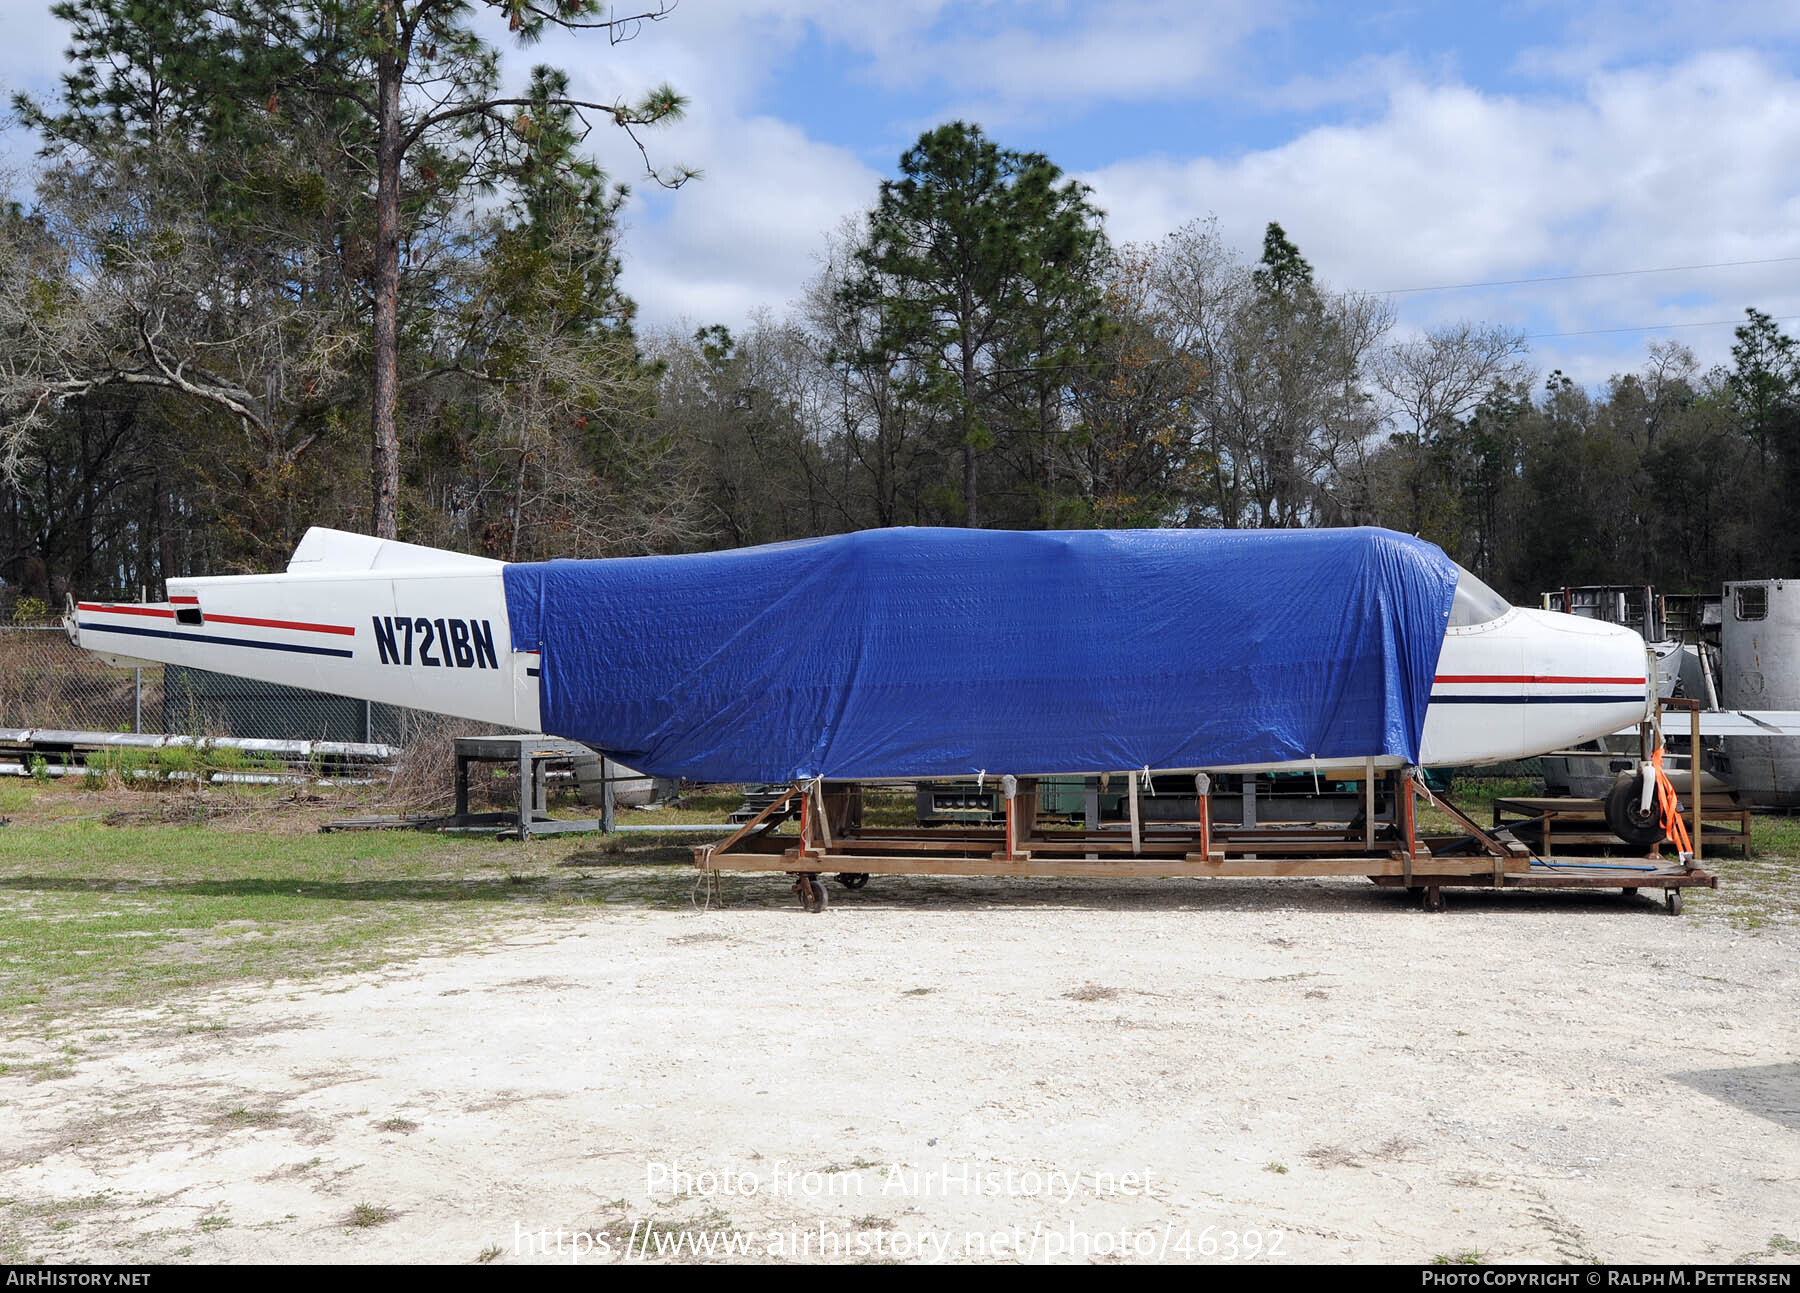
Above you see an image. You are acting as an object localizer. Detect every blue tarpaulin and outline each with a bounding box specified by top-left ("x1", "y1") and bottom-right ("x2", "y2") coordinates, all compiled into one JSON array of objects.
[{"x1": 501, "y1": 527, "x2": 1459, "y2": 782}]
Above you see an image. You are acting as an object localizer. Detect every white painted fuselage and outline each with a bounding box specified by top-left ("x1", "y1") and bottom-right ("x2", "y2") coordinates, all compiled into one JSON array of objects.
[
  {"x1": 69, "y1": 528, "x2": 1654, "y2": 774},
  {"x1": 1417, "y1": 606, "x2": 1652, "y2": 767}
]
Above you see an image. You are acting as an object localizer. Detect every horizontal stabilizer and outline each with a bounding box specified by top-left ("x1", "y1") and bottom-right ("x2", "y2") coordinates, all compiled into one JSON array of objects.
[
  {"x1": 1614, "y1": 711, "x2": 1800, "y2": 738},
  {"x1": 72, "y1": 542, "x2": 536, "y2": 730}
]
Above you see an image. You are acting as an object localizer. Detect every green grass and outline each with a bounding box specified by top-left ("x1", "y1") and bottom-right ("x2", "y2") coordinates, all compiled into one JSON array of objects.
[
  {"x1": 347, "y1": 1202, "x2": 395, "y2": 1229},
  {"x1": 1420, "y1": 776, "x2": 1800, "y2": 927},
  {"x1": 3, "y1": 772, "x2": 1797, "y2": 1027},
  {"x1": 0, "y1": 781, "x2": 702, "y2": 1021}
]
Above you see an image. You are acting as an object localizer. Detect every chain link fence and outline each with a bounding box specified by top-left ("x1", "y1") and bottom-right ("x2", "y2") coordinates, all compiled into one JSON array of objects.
[{"x1": 1, "y1": 624, "x2": 438, "y2": 746}]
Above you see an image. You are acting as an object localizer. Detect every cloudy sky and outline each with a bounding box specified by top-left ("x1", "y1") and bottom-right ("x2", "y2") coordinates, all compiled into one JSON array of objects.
[{"x1": 5, "y1": 1, "x2": 1800, "y2": 385}]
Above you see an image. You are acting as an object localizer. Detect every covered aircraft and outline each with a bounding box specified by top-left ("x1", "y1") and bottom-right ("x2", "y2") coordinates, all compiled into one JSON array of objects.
[{"x1": 68, "y1": 525, "x2": 1657, "y2": 789}]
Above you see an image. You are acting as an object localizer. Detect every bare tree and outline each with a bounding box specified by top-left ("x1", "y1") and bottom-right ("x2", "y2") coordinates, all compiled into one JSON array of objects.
[
  {"x1": 0, "y1": 143, "x2": 362, "y2": 494},
  {"x1": 1369, "y1": 321, "x2": 1530, "y2": 536},
  {"x1": 1152, "y1": 218, "x2": 1390, "y2": 528},
  {"x1": 1375, "y1": 321, "x2": 1531, "y2": 448},
  {"x1": 804, "y1": 225, "x2": 947, "y2": 528},
  {"x1": 1062, "y1": 242, "x2": 1210, "y2": 526}
]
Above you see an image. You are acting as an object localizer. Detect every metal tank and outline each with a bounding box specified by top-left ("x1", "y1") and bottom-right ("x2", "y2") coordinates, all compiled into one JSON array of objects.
[{"x1": 1721, "y1": 578, "x2": 1800, "y2": 807}]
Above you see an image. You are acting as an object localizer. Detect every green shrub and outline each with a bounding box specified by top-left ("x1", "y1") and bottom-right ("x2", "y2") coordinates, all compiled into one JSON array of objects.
[
  {"x1": 150, "y1": 744, "x2": 196, "y2": 779},
  {"x1": 113, "y1": 748, "x2": 151, "y2": 789}
]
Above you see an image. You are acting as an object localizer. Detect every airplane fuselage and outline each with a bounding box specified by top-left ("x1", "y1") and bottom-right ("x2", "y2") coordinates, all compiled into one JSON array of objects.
[{"x1": 70, "y1": 528, "x2": 1654, "y2": 776}]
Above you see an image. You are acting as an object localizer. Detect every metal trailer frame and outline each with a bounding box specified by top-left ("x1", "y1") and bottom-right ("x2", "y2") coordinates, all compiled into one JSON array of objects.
[
  {"x1": 324, "y1": 735, "x2": 616, "y2": 838},
  {"x1": 693, "y1": 767, "x2": 1715, "y2": 915},
  {"x1": 445, "y1": 735, "x2": 613, "y2": 840},
  {"x1": 694, "y1": 711, "x2": 1721, "y2": 914}
]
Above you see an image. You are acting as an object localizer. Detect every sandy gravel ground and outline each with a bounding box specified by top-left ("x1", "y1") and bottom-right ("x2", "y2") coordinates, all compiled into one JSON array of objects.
[{"x1": 4, "y1": 875, "x2": 1797, "y2": 1265}]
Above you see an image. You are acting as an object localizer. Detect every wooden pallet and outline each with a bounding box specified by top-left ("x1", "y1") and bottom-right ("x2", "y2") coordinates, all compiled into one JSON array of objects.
[
  {"x1": 1492, "y1": 794, "x2": 1750, "y2": 857},
  {"x1": 1371, "y1": 861, "x2": 1717, "y2": 914}
]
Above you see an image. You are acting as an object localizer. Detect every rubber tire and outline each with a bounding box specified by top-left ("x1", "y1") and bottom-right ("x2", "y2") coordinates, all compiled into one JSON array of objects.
[
  {"x1": 1605, "y1": 772, "x2": 1665, "y2": 848},
  {"x1": 836, "y1": 872, "x2": 869, "y2": 890}
]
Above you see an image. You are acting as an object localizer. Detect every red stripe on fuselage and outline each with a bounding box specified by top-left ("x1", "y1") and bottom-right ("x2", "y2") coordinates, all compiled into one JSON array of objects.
[
  {"x1": 202, "y1": 613, "x2": 356, "y2": 636},
  {"x1": 77, "y1": 602, "x2": 172, "y2": 619},
  {"x1": 79, "y1": 603, "x2": 354, "y2": 636},
  {"x1": 1433, "y1": 674, "x2": 1645, "y2": 685}
]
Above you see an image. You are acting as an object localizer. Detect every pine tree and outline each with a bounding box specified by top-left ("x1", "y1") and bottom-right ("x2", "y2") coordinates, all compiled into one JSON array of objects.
[
  {"x1": 18, "y1": 0, "x2": 689, "y2": 539},
  {"x1": 844, "y1": 122, "x2": 1105, "y2": 527}
]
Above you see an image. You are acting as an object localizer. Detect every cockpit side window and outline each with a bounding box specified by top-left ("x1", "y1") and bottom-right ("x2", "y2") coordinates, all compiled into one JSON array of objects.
[{"x1": 1448, "y1": 567, "x2": 1511, "y2": 627}]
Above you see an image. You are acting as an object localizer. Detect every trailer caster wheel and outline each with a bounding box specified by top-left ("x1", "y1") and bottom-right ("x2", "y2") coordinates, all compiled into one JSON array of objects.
[
  {"x1": 1666, "y1": 888, "x2": 1682, "y2": 917},
  {"x1": 836, "y1": 872, "x2": 869, "y2": 890},
  {"x1": 1421, "y1": 885, "x2": 1447, "y2": 913},
  {"x1": 793, "y1": 874, "x2": 828, "y2": 913}
]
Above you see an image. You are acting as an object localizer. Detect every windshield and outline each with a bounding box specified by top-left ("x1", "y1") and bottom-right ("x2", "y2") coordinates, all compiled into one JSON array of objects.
[{"x1": 1449, "y1": 567, "x2": 1511, "y2": 627}]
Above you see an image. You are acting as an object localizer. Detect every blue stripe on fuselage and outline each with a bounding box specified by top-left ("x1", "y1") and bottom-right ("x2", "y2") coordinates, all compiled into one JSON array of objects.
[{"x1": 79, "y1": 621, "x2": 355, "y2": 659}]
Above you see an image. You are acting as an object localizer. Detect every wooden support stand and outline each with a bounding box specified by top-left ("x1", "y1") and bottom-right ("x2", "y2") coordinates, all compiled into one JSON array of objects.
[
  {"x1": 689, "y1": 770, "x2": 1729, "y2": 918},
  {"x1": 1493, "y1": 794, "x2": 1751, "y2": 858},
  {"x1": 693, "y1": 770, "x2": 1719, "y2": 916}
]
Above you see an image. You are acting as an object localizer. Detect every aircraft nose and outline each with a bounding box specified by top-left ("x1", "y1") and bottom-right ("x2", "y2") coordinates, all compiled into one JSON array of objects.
[
  {"x1": 1605, "y1": 621, "x2": 1657, "y2": 722},
  {"x1": 1581, "y1": 617, "x2": 1657, "y2": 722},
  {"x1": 1522, "y1": 608, "x2": 1657, "y2": 722}
]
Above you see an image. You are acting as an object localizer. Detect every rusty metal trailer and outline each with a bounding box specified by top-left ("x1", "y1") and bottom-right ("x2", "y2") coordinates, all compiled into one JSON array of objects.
[
  {"x1": 1368, "y1": 862, "x2": 1716, "y2": 915},
  {"x1": 692, "y1": 769, "x2": 1718, "y2": 914}
]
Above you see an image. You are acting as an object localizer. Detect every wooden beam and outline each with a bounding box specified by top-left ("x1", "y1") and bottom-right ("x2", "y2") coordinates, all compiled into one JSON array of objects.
[
  {"x1": 802, "y1": 832, "x2": 1410, "y2": 858},
  {"x1": 1373, "y1": 868, "x2": 1716, "y2": 890},
  {"x1": 810, "y1": 779, "x2": 833, "y2": 851},
  {"x1": 702, "y1": 851, "x2": 1517, "y2": 878},
  {"x1": 1418, "y1": 785, "x2": 1520, "y2": 859},
  {"x1": 1691, "y1": 701, "x2": 1703, "y2": 865},
  {"x1": 1196, "y1": 773, "x2": 1214, "y2": 861},
  {"x1": 697, "y1": 783, "x2": 802, "y2": 864},
  {"x1": 1363, "y1": 757, "x2": 1375, "y2": 850}
]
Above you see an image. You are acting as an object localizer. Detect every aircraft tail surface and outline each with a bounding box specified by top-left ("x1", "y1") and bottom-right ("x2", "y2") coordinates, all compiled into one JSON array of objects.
[{"x1": 69, "y1": 528, "x2": 539, "y2": 730}]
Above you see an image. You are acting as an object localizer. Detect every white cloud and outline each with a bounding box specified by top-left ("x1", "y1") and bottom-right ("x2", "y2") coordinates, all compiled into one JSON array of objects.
[
  {"x1": 555, "y1": 0, "x2": 1288, "y2": 130},
  {"x1": 612, "y1": 112, "x2": 877, "y2": 326},
  {"x1": 847, "y1": 0, "x2": 1283, "y2": 106},
  {"x1": 505, "y1": 1, "x2": 1289, "y2": 329},
  {"x1": 0, "y1": 3, "x2": 76, "y2": 181},
  {"x1": 493, "y1": 10, "x2": 879, "y2": 328},
  {"x1": 1081, "y1": 50, "x2": 1800, "y2": 381},
  {"x1": 1514, "y1": 0, "x2": 1800, "y2": 81},
  {"x1": 8, "y1": 1, "x2": 1800, "y2": 384}
]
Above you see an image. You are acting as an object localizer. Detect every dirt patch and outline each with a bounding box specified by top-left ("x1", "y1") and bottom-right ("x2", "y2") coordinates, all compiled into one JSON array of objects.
[{"x1": 2, "y1": 877, "x2": 1797, "y2": 1264}]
